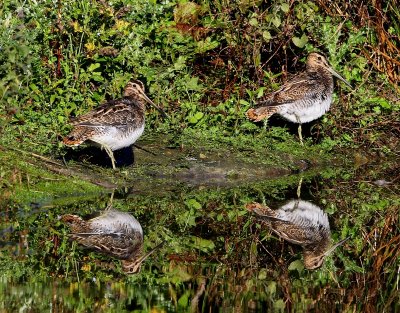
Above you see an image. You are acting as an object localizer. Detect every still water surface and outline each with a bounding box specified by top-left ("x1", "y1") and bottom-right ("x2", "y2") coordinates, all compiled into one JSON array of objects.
[{"x1": 0, "y1": 154, "x2": 399, "y2": 312}]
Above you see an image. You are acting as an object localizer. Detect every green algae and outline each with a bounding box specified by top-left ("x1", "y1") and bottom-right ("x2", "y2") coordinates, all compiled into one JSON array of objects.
[{"x1": 0, "y1": 128, "x2": 334, "y2": 203}]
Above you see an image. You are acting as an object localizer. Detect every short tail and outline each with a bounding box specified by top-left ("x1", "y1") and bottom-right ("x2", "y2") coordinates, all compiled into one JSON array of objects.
[
  {"x1": 246, "y1": 202, "x2": 274, "y2": 216},
  {"x1": 246, "y1": 202, "x2": 289, "y2": 223},
  {"x1": 59, "y1": 214, "x2": 82, "y2": 223},
  {"x1": 63, "y1": 126, "x2": 91, "y2": 146},
  {"x1": 59, "y1": 214, "x2": 87, "y2": 233},
  {"x1": 246, "y1": 202, "x2": 290, "y2": 224},
  {"x1": 246, "y1": 106, "x2": 278, "y2": 122}
]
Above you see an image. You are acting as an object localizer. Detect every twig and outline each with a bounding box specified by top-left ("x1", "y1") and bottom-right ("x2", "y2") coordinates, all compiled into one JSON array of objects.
[
  {"x1": 2, "y1": 145, "x2": 63, "y2": 167},
  {"x1": 133, "y1": 144, "x2": 157, "y2": 156},
  {"x1": 44, "y1": 163, "x2": 117, "y2": 189},
  {"x1": 191, "y1": 278, "x2": 206, "y2": 313}
]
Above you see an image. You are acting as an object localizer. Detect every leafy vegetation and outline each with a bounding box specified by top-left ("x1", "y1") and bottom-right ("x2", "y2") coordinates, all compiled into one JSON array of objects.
[
  {"x1": 1, "y1": 158, "x2": 399, "y2": 311},
  {"x1": 0, "y1": 0, "x2": 398, "y2": 155}
]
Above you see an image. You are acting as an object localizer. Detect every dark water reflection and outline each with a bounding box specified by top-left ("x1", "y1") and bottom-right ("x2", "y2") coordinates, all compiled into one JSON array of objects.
[
  {"x1": 61, "y1": 208, "x2": 163, "y2": 274},
  {"x1": 247, "y1": 200, "x2": 348, "y2": 270},
  {"x1": 0, "y1": 159, "x2": 399, "y2": 312}
]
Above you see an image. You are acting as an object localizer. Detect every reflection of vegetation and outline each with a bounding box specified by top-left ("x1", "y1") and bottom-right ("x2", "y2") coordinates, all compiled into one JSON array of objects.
[{"x1": 1, "y1": 158, "x2": 399, "y2": 311}]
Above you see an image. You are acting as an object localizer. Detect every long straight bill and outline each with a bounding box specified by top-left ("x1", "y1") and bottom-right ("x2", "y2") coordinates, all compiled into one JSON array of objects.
[
  {"x1": 328, "y1": 67, "x2": 353, "y2": 89},
  {"x1": 134, "y1": 240, "x2": 165, "y2": 264},
  {"x1": 141, "y1": 92, "x2": 169, "y2": 119},
  {"x1": 324, "y1": 236, "x2": 350, "y2": 256}
]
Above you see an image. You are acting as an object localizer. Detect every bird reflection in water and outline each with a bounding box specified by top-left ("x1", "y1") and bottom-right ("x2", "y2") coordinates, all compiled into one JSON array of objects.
[
  {"x1": 60, "y1": 208, "x2": 162, "y2": 274},
  {"x1": 246, "y1": 200, "x2": 348, "y2": 270}
]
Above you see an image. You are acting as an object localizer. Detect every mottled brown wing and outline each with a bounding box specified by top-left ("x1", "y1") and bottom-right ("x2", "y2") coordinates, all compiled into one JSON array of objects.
[
  {"x1": 69, "y1": 232, "x2": 141, "y2": 259},
  {"x1": 257, "y1": 72, "x2": 317, "y2": 107},
  {"x1": 246, "y1": 72, "x2": 319, "y2": 122},
  {"x1": 70, "y1": 99, "x2": 139, "y2": 127},
  {"x1": 269, "y1": 224, "x2": 309, "y2": 246},
  {"x1": 247, "y1": 203, "x2": 307, "y2": 245}
]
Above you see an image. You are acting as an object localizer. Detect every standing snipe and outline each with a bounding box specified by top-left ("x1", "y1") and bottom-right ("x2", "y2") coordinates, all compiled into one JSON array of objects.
[
  {"x1": 60, "y1": 209, "x2": 161, "y2": 274},
  {"x1": 246, "y1": 200, "x2": 348, "y2": 269},
  {"x1": 63, "y1": 80, "x2": 167, "y2": 169},
  {"x1": 246, "y1": 53, "x2": 351, "y2": 144}
]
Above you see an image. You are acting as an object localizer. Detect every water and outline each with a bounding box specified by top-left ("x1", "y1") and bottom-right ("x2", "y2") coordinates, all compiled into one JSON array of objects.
[{"x1": 0, "y1": 149, "x2": 399, "y2": 312}]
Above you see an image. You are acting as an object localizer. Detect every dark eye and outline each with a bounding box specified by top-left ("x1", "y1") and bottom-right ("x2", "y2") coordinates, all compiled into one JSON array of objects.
[{"x1": 317, "y1": 56, "x2": 322, "y2": 61}]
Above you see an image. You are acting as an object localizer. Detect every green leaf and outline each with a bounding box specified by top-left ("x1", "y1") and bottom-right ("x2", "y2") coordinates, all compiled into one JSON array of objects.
[
  {"x1": 256, "y1": 87, "x2": 265, "y2": 98},
  {"x1": 185, "y1": 199, "x2": 202, "y2": 210},
  {"x1": 258, "y1": 268, "x2": 267, "y2": 280},
  {"x1": 267, "y1": 281, "x2": 276, "y2": 295},
  {"x1": 274, "y1": 299, "x2": 285, "y2": 311},
  {"x1": 92, "y1": 92, "x2": 102, "y2": 101},
  {"x1": 188, "y1": 116, "x2": 197, "y2": 124},
  {"x1": 195, "y1": 37, "x2": 219, "y2": 54},
  {"x1": 91, "y1": 74, "x2": 104, "y2": 82},
  {"x1": 173, "y1": 56, "x2": 187, "y2": 71},
  {"x1": 191, "y1": 236, "x2": 215, "y2": 251},
  {"x1": 194, "y1": 111, "x2": 204, "y2": 120},
  {"x1": 227, "y1": 210, "x2": 237, "y2": 220},
  {"x1": 292, "y1": 34, "x2": 308, "y2": 48},
  {"x1": 185, "y1": 77, "x2": 200, "y2": 91},
  {"x1": 281, "y1": 3, "x2": 290, "y2": 13},
  {"x1": 87, "y1": 63, "x2": 101, "y2": 72},
  {"x1": 272, "y1": 16, "x2": 281, "y2": 28},
  {"x1": 375, "y1": 98, "x2": 391, "y2": 109},
  {"x1": 249, "y1": 18, "x2": 258, "y2": 27},
  {"x1": 262, "y1": 30, "x2": 272, "y2": 42},
  {"x1": 187, "y1": 111, "x2": 204, "y2": 124},
  {"x1": 342, "y1": 133, "x2": 352, "y2": 142},
  {"x1": 288, "y1": 259, "x2": 304, "y2": 273},
  {"x1": 181, "y1": 211, "x2": 197, "y2": 226},
  {"x1": 50, "y1": 94, "x2": 56, "y2": 105},
  {"x1": 178, "y1": 291, "x2": 190, "y2": 307}
]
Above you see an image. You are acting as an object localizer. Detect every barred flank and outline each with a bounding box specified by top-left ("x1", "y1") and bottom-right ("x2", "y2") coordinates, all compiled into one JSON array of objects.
[
  {"x1": 63, "y1": 126, "x2": 93, "y2": 146},
  {"x1": 245, "y1": 106, "x2": 278, "y2": 122}
]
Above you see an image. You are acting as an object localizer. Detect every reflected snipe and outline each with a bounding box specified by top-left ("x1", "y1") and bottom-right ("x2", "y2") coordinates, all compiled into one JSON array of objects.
[
  {"x1": 63, "y1": 80, "x2": 167, "y2": 169},
  {"x1": 246, "y1": 53, "x2": 352, "y2": 144},
  {"x1": 61, "y1": 208, "x2": 160, "y2": 274},
  {"x1": 247, "y1": 200, "x2": 348, "y2": 269}
]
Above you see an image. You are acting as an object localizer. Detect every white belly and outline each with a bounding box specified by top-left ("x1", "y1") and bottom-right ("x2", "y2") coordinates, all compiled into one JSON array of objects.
[
  {"x1": 278, "y1": 200, "x2": 329, "y2": 228},
  {"x1": 91, "y1": 211, "x2": 143, "y2": 235},
  {"x1": 91, "y1": 124, "x2": 145, "y2": 151},
  {"x1": 279, "y1": 97, "x2": 332, "y2": 124}
]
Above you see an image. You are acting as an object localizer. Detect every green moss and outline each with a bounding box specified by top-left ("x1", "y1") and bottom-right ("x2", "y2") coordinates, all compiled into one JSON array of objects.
[{"x1": 0, "y1": 149, "x2": 103, "y2": 206}]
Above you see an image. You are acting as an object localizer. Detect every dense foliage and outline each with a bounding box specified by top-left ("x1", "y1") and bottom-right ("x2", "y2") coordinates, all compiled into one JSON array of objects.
[{"x1": 0, "y1": 0, "x2": 398, "y2": 153}]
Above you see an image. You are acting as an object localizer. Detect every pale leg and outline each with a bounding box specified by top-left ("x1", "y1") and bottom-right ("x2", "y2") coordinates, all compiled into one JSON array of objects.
[
  {"x1": 295, "y1": 114, "x2": 303, "y2": 145},
  {"x1": 298, "y1": 124, "x2": 303, "y2": 146},
  {"x1": 102, "y1": 145, "x2": 116, "y2": 169},
  {"x1": 296, "y1": 177, "x2": 303, "y2": 198}
]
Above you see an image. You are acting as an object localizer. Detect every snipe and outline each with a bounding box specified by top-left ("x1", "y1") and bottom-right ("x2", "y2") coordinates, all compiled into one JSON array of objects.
[
  {"x1": 246, "y1": 53, "x2": 352, "y2": 144},
  {"x1": 246, "y1": 200, "x2": 348, "y2": 269},
  {"x1": 60, "y1": 208, "x2": 161, "y2": 274},
  {"x1": 63, "y1": 80, "x2": 167, "y2": 169}
]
